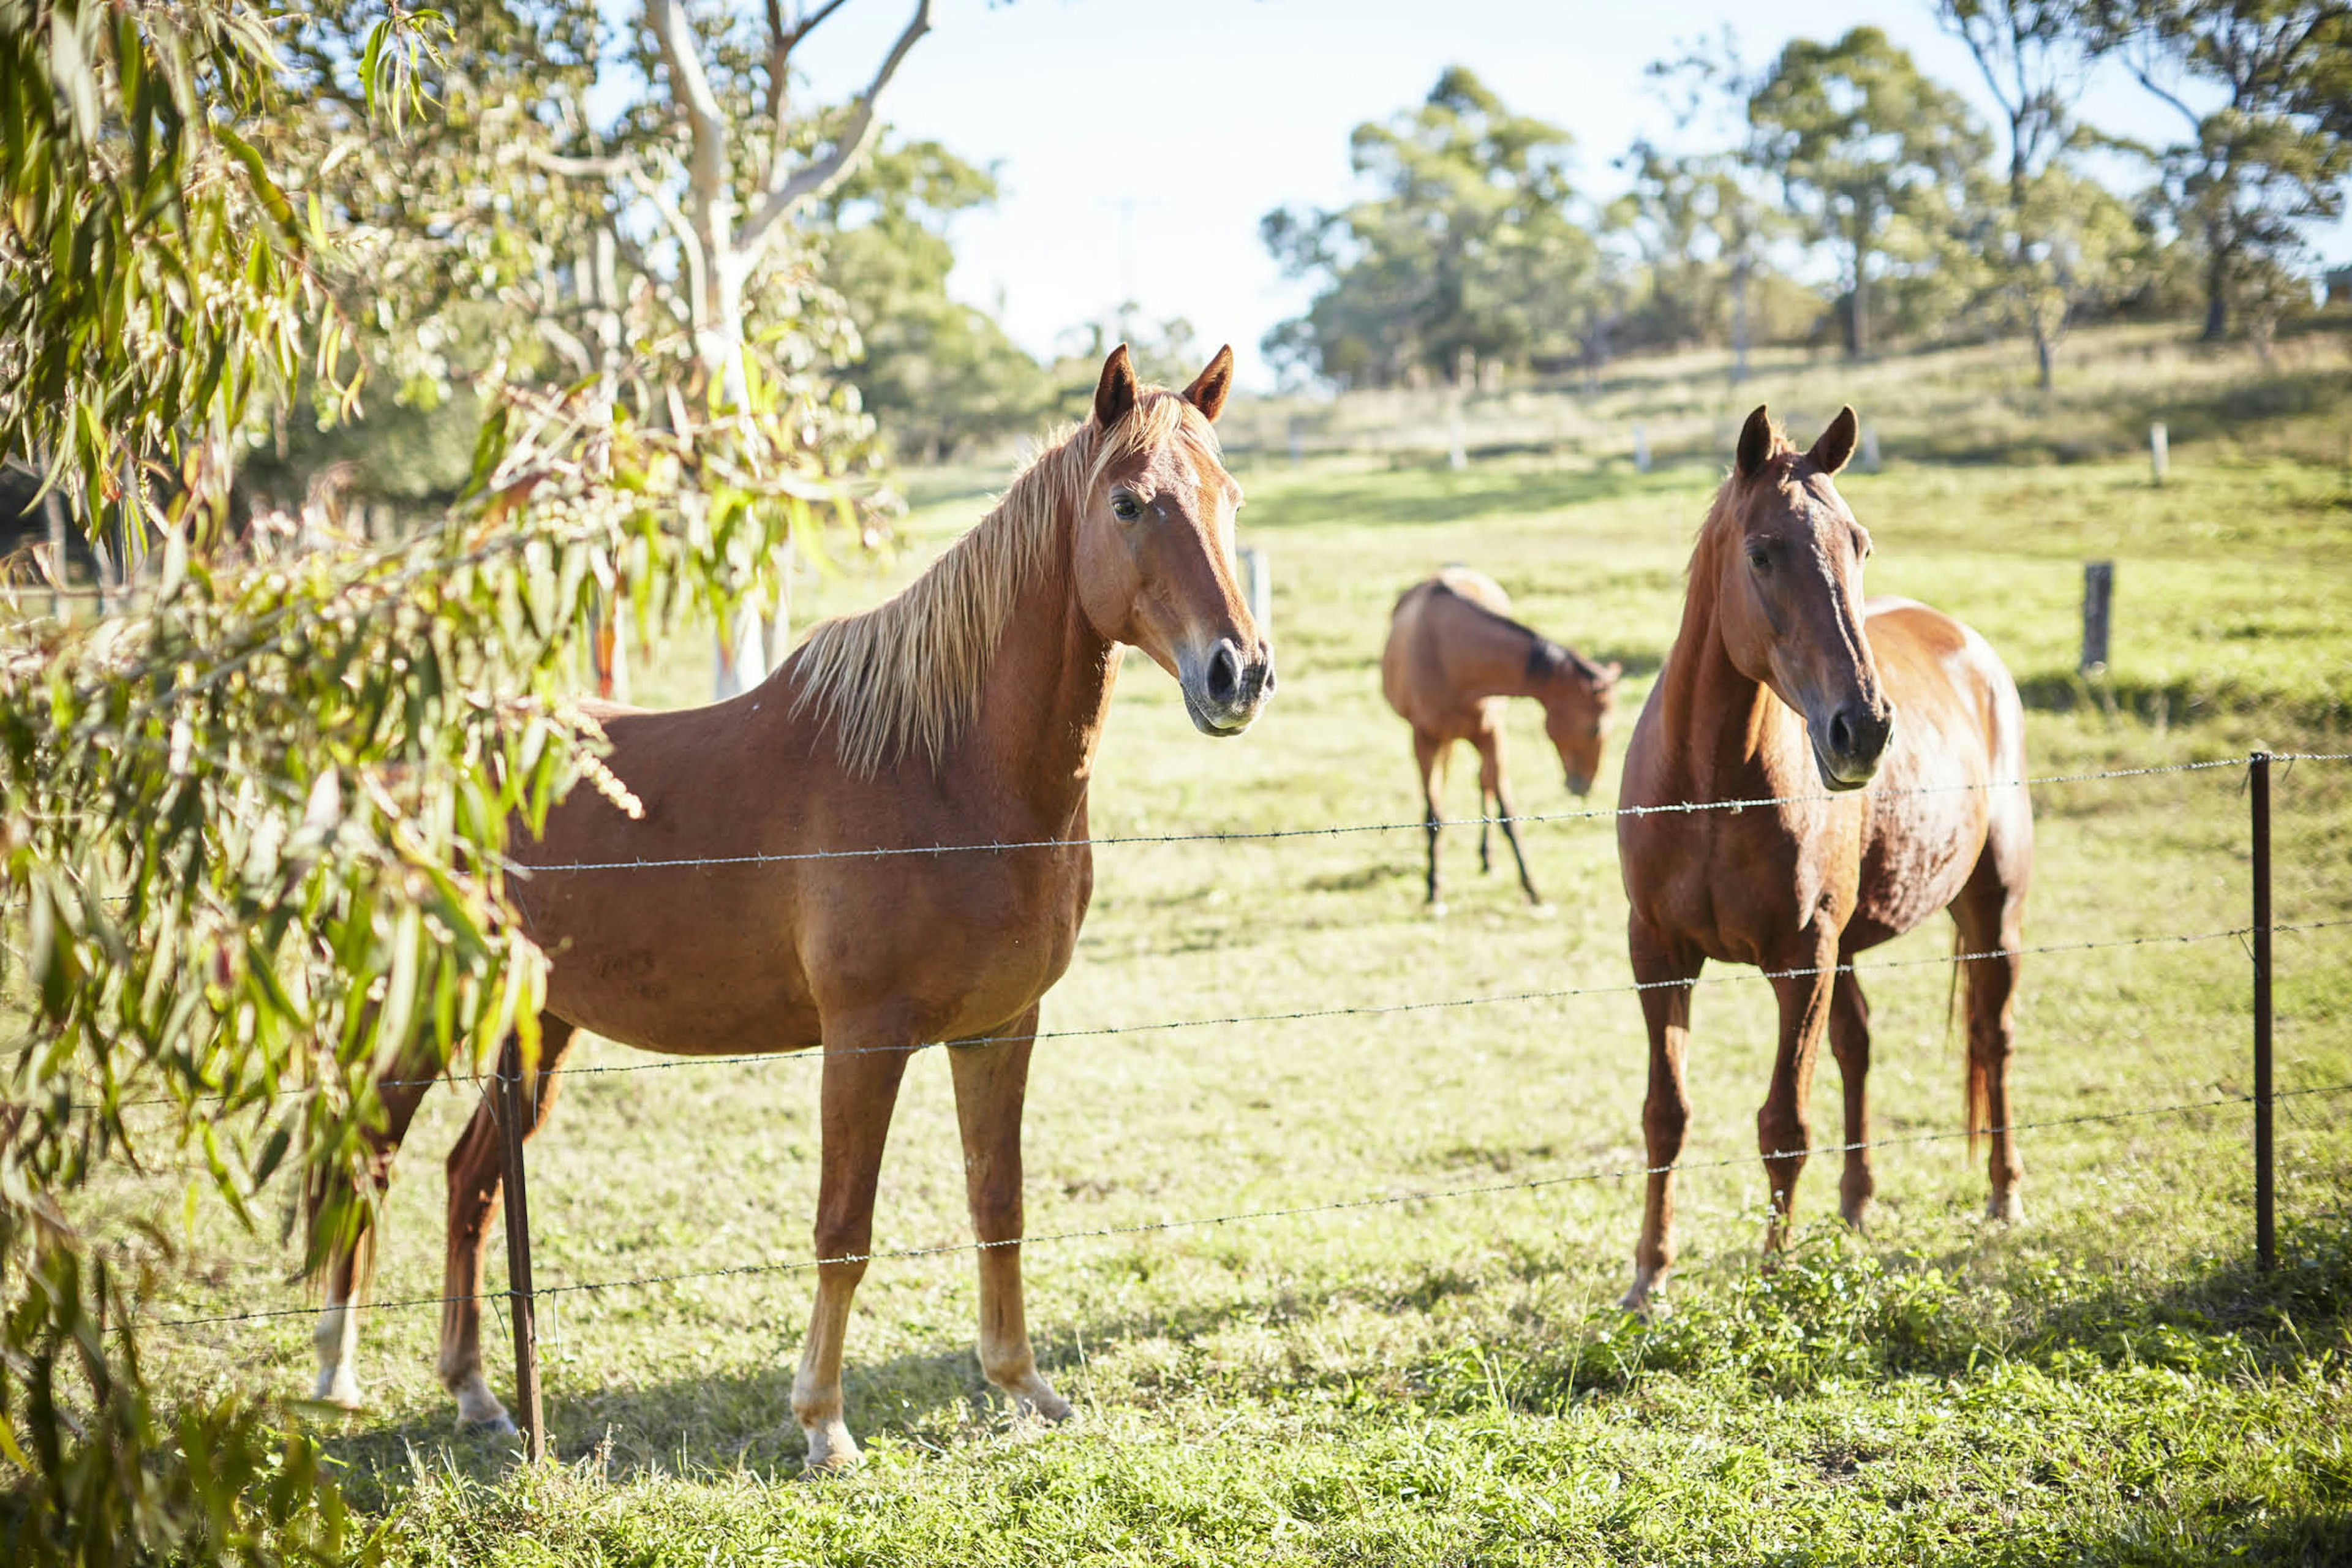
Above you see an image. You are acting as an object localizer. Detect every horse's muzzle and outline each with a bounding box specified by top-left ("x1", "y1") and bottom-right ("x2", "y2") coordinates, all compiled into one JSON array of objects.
[
  {"x1": 1812, "y1": 701, "x2": 1894, "y2": 791},
  {"x1": 1183, "y1": 637, "x2": 1275, "y2": 736}
]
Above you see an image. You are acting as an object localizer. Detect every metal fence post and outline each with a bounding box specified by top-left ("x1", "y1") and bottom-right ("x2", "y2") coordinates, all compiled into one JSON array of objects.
[
  {"x1": 2250, "y1": 748, "x2": 2274, "y2": 1272},
  {"x1": 497, "y1": 1052, "x2": 548, "y2": 1460}
]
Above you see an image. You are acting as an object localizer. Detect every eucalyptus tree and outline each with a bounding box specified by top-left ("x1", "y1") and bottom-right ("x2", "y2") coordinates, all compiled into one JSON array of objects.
[
  {"x1": 1938, "y1": 1, "x2": 2147, "y2": 386},
  {"x1": 1637, "y1": 34, "x2": 1786, "y2": 382},
  {"x1": 2090, "y1": 0, "x2": 2351, "y2": 341},
  {"x1": 1748, "y1": 27, "x2": 1991, "y2": 356},
  {"x1": 0, "y1": 4, "x2": 885, "y2": 1560},
  {"x1": 1262, "y1": 67, "x2": 1601, "y2": 387}
]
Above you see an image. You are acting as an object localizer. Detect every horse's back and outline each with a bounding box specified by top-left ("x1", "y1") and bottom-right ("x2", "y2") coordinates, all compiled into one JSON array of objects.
[{"x1": 1384, "y1": 568, "x2": 1510, "y2": 728}]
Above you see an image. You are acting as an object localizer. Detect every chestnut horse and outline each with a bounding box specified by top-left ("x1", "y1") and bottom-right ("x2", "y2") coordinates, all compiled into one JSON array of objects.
[
  {"x1": 1381, "y1": 568, "x2": 1619, "y2": 908},
  {"x1": 309, "y1": 347, "x2": 1273, "y2": 1468},
  {"x1": 1615, "y1": 406, "x2": 2032, "y2": 1311}
]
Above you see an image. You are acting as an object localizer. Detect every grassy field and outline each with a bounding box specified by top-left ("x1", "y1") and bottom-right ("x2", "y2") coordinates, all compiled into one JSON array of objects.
[{"x1": 143, "y1": 325, "x2": 2352, "y2": 1565}]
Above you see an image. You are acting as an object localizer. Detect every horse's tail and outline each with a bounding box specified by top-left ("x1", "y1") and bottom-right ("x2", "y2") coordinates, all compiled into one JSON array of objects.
[{"x1": 1954, "y1": 925, "x2": 1989, "y2": 1157}]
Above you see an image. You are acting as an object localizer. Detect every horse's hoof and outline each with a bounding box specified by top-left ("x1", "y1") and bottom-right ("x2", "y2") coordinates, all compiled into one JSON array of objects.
[
  {"x1": 1428, "y1": 900, "x2": 1448, "y2": 919},
  {"x1": 461, "y1": 1413, "x2": 519, "y2": 1439},
  {"x1": 1985, "y1": 1191, "x2": 2026, "y2": 1226},
  {"x1": 801, "y1": 1421, "x2": 862, "y2": 1474},
  {"x1": 311, "y1": 1371, "x2": 364, "y2": 1412},
  {"x1": 1020, "y1": 1390, "x2": 1075, "y2": 1425},
  {"x1": 1527, "y1": 900, "x2": 1556, "y2": 919}
]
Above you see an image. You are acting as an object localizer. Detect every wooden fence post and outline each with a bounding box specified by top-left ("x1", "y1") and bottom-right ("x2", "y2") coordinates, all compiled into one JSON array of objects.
[
  {"x1": 2250, "y1": 748, "x2": 2274, "y2": 1272},
  {"x1": 2150, "y1": 421, "x2": 2169, "y2": 485},
  {"x1": 1238, "y1": 546, "x2": 1272, "y2": 640},
  {"x1": 497, "y1": 1053, "x2": 548, "y2": 1461},
  {"x1": 2080, "y1": 562, "x2": 2114, "y2": 676}
]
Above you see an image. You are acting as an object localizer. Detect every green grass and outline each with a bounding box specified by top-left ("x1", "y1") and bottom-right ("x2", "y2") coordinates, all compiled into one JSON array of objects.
[{"x1": 137, "y1": 326, "x2": 2352, "y2": 1565}]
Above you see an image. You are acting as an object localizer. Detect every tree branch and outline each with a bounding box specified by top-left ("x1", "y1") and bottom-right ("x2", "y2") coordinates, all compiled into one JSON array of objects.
[
  {"x1": 738, "y1": 0, "x2": 931, "y2": 255},
  {"x1": 527, "y1": 148, "x2": 641, "y2": 181},
  {"x1": 648, "y1": 0, "x2": 734, "y2": 298},
  {"x1": 527, "y1": 146, "x2": 707, "y2": 330}
]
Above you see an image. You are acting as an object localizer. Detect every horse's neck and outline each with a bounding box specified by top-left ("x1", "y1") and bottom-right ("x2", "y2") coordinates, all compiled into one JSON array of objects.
[
  {"x1": 1657, "y1": 566, "x2": 1788, "y2": 802},
  {"x1": 1439, "y1": 600, "x2": 1545, "y2": 700},
  {"x1": 955, "y1": 525, "x2": 1117, "y2": 834}
]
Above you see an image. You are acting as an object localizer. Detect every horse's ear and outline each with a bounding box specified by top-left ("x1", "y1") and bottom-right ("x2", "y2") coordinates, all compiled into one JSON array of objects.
[
  {"x1": 1602, "y1": 660, "x2": 1623, "y2": 685},
  {"x1": 1182, "y1": 344, "x2": 1235, "y2": 422},
  {"x1": 1808, "y1": 406, "x2": 1860, "y2": 476},
  {"x1": 1093, "y1": 344, "x2": 1138, "y2": 429},
  {"x1": 1736, "y1": 405, "x2": 1774, "y2": 478}
]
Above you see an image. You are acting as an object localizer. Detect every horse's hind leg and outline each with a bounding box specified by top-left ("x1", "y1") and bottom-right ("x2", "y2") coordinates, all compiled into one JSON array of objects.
[
  {"x1": 948, "y1": 1006, "x2": 1071, "y2": 1426},
  {"x1": 792, "y1": 1010, "x2": 914, "y2": 1471},
  {"x1": 1414, "y1": 728, "x2": 1446, "y2": 910},
  {"x1": 1828, "y1": 967, "x2": 1874, "y2": 1232},
  {"x1": 1954, "y1": 853, "x2": 2028, "y2": 1223},
  {"x1": 437, "y1": 1016, "x2": 579, "y2": 1433},
  {"x1": 309, "y1": 1071, "x2": 432, "y2": 1409}
]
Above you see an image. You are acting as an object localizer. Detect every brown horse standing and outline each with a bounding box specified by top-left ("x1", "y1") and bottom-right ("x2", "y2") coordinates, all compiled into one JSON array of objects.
[
  {"x1": 308, "y1": 347, "x2": 1273, "y2": 1468},
  {"x1": 1382, "y1": 567, "x2": 1619, "y2": 908},
  {"x1": 1615, "y1": 406, "x2": 2032, "y2": 1311}
]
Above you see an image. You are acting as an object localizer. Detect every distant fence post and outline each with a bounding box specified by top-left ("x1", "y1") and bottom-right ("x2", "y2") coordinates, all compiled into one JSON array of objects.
[
  {"x1": 2149, "y1": 422, "x2": 2169, "y2": 486},
  {"x1": 1238, "y1": 546, "x2": 1272, "y2": 639},
  {"x1": 1860, "y1": 425, "x2": 1881, "y2": 473},
  {"x1": 1287, "y1": 418, "x2": 1303, "y2": 467},
  {"x1": 2080, "y1": 562, "x2": 2114, "y2": 676},
  {"x1": 496, "y1": 1051, "x2": 547, "y2": 1462},
  {"x1": 1447, "y1": 406, "x2": 1467, "y2": 471},
  {"x1": 2250, "y1": 748, "x2": 2274, "y2": 1272},
  {"x1": 1632, "y1": 422, "x2": 1650, "y2": 474}
]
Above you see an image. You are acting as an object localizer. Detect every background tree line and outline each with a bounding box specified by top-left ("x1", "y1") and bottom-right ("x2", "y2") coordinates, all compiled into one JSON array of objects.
[{"x1": 1263, "y1": 1, "x2": 2352, "y2": 394}]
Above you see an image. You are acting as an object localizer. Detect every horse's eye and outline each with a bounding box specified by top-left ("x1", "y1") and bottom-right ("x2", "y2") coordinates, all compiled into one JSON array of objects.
[
  {"x1": 1746, "y1": 545, "x2": 1771, "y2": 572},
  {"x1": 1110, "y1": 493, "x2": 1143, "y2": 521}
]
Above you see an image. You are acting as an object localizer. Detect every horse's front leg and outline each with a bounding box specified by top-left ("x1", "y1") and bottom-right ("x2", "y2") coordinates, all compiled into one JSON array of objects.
[
  {"x1": 437, "y1": 1017, "x2": 579, "y2": 1434},
  {"x1": 793, "y1": 1009, "x2": 914, "y2": 1472},
  {"x1": 1625, "y1": 918, "x2": 1702, "y2": 1312},
  {"x1": 1758, "y1": 941, "x2": 1838, "y2": 1256},
  {"x1": 948, "y1": 1006, "x2": 1071, "y2": 1425}
]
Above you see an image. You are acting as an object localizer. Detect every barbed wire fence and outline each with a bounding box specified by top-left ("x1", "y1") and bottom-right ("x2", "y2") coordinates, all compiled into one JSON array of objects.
[{"x1": 132, "y1": 748, "x2": 2350, "y2": 1466}]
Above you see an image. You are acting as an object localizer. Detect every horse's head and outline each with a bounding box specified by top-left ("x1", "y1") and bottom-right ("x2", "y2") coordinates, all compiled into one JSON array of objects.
[
  {"x1": 1714, "y1": 404, "x2": 1893, "y2": 791},
  {"x1": 1074, "y1": 344, "x2": 1274, "y2": 736},
  {"x1": 1532, "y1": 647, "x2": 1621, "y2": 798}
]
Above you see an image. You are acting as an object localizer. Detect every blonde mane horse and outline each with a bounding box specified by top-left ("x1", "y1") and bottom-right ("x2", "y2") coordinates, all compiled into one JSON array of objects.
[{"x1": 309, "y1": 346, "x2": 1273, "y2": 1469}]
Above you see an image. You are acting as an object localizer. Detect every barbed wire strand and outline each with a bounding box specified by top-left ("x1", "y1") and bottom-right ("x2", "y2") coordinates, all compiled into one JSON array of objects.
[
  {"x1": 513, "y1": 753, "x2": 2352, "y2": 873},
  {"x1": 99, "y1": 916, "x2": 2352, "y2": 1110},
  {"x1": 153, "y1": 1080, "x2": 2352, "y2": 1331}
]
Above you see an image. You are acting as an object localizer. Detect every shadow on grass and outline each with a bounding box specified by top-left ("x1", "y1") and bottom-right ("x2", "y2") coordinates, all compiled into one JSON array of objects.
[
  {"x1": 2017, "y1": 669, "x2": 2352, "y2": 733},
  {"x1": 320, "y1": 1206, "x2": 2352, "y2": 1524},
  {"x1": 1253, "y1": 464, "x2": 1690, "y2": 532}
]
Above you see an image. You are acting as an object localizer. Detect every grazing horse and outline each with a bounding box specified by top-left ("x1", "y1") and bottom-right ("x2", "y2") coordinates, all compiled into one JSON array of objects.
[
  {"x1": 1615, "y1": 406, "x2": 2032, "y2": 1311},
  {"x1": 309, "y1": 345, "x2": 1273, "y2": 1469},
  {"x1": 1381, "y1": 567, "x2": 1619, "y2": 908}
]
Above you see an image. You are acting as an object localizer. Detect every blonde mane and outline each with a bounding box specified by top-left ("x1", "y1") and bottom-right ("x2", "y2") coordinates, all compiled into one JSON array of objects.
[{"x1": 788, "y1": 391, "x2": 1215, "y2": 777}]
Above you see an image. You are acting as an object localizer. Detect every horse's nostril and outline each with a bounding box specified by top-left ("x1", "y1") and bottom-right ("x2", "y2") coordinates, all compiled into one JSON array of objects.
[
  {"x1": 1829, "y1": 711, "x2": 1855, "y2": 756},
  {"x1": 1206, "y1": 641, "x2": 1242, "y2": 706}
]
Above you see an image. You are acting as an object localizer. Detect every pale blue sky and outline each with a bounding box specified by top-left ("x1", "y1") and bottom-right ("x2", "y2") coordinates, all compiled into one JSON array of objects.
[{"x1": 777, "y1": 0, "x2": 2351, "y2": 386}]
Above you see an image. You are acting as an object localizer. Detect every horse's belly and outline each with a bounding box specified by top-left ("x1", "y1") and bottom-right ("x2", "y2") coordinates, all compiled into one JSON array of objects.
[{"x1": 533, "y1": 880, "x2": 823, "y2": 1054}]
